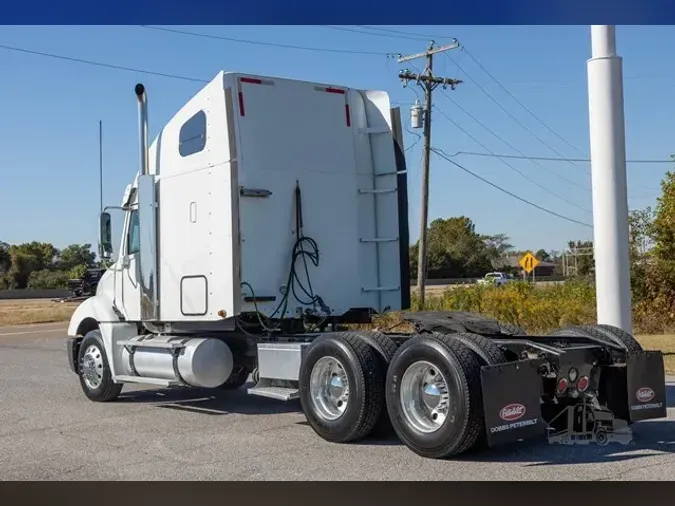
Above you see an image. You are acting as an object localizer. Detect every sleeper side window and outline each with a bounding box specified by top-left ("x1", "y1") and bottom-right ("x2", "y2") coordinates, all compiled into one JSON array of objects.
[
  {"x1": 127, "y1": 210, "x2": 140, "y2": 255},
  {"x1": 179, "y1": 110, "x2": 207, "y2": 157}
]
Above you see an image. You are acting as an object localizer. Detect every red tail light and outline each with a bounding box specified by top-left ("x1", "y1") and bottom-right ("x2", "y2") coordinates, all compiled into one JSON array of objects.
[
  {"x1": 556, "y1": 377, "x2": 568, "y2": 394},
  {"x1": 577, "y1": 376, "x2": 590, "y2": 392}
]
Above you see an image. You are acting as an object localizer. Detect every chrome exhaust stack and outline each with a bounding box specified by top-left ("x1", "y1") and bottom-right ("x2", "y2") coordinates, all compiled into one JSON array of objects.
[
  {"x1": 135, "y1": 83, "x2": 149, "y2": 176},
  {"x1": 134, "y1": 83, "x2": 159, "y2": 322}
]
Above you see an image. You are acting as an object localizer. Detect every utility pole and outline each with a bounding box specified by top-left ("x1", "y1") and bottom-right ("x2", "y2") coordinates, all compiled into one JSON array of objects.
[
  {"x1": 99, "y1": 120, "x2": 103, "y2": 214},
  {"x1": 98, "y1": 120, "x2": 105, "y2": 266},
  {"x1": 398, "y1": 40, "x2": 462, "y2": 307}
]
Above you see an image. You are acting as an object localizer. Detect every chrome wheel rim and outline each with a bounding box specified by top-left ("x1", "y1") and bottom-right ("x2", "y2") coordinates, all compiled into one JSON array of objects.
[
  {"x1": 400, "y1": 360, "x2": 450, "y2": 433},
  {"x1": 309, "y1": 356, "x2": 350, "y2": 421},
  {"x1": 81, "y1": 344, "x2": 104, "y2": 390}
]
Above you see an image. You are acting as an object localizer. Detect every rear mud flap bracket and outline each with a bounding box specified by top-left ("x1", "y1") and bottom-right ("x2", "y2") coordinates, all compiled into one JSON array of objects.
[
  {"x1": 626, "y1": 350, "x2": 667, "y2": 422},
  {"x1": 480, "y1": 359, "x2": 546, "y2": 447}
]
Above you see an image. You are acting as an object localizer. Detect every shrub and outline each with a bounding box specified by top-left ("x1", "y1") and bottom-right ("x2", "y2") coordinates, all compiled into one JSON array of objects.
[
  {"x1": 26, "y1": 269, "x2": 70, "y2": 290},
  {"x1": 410, "y1": 280, "x2": 597, "y2": 334}
]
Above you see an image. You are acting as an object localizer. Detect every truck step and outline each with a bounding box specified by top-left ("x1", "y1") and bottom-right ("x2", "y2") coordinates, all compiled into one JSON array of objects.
[
  {"x1": 117, "y1": 339, "x2": 186, "y2": 350},
  {"x1": 247, "y1": 385, "x2": 300, "y2": 401},
  {"x1": 113, "y1": 375, "x2": 183, "y2": 387}
]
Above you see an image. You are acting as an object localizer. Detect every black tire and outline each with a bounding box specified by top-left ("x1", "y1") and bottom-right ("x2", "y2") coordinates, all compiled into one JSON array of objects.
[
  {"x1": 77, "y1": 329, "x2": 122, "y2": 402},
  {"x1": 218, "y1": 364, "x2": 250, "y2": 390},
  {"x1": 354, "y1": 332, "x2": 399, "y2": 437},
  {"x1": 593, "y1": 324, "x2": 643, "y2": 352},
  {"x1": 358, "y1": 332, "x2": 399, "y2": 364},
  {"x1": 548, "y1": 325, "x2": 642, "y2": 352},
  {"x1": 500, "y1": 322, "x2": 527, "y2": 336},
  {"x1": 299, "y1": 332, "x2": 387, "y2": 444},
  {"x1": 385, "y1": 334, "x2": 485, "y2": 459},
  {"x1": 432, "y1": 332, "x2": 507, "y2": 451},
  {"x1": 433, "y1": 332, "x2": 506, "y2": 367}
]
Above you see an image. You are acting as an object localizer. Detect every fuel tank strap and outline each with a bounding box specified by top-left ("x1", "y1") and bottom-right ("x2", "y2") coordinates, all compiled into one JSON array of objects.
[
  {"x1": 126, "y1": 335, "x2": 149, "y2": 377},
  {"x1": 171, "y1": 338, "x2": 192, "y2": 385}
]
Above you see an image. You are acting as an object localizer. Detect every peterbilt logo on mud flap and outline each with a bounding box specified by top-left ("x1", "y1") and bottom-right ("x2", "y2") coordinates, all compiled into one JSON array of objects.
[
  {"x1": 491, "y1": 403, "x2": 538, "y2": 434},
  {"x1": 636, "y1": 387, "x2": 655, "y2": 403},
  {"x1": 500, "y1": 403, "x2": 526, "y2": 422},
  {"x1": 630, "y1": 386, "x2": 663, "y2": 412}
]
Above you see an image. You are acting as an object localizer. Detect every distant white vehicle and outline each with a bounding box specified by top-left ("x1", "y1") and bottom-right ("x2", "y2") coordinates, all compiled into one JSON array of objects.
[{"x1": 477, "y1": 272, "x2": 512, "y2": 287}]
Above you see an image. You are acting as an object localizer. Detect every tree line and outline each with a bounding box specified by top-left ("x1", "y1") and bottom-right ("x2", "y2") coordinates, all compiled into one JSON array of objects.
[
  {"x1": 0, "y1": 242, "x2": 97, "y2": 290},
  {"x1": 408, "y1": 216, "x2": 575, "y2": 279}
]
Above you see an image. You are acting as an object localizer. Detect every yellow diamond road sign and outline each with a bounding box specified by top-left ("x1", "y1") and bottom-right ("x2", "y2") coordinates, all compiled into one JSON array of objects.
[{"x1": 519, "y1": 251, "x2": 539, "y2": 274}]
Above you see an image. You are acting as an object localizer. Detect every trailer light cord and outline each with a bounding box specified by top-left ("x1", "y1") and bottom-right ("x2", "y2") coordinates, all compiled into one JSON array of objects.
[{"x1": 238, "y1": 181, "x2": 331, "y2": 334}]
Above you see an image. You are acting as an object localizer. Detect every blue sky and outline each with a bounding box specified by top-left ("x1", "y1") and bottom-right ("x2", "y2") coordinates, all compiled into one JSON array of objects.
[{"x1": 1, "y1": 25, "x2": 673, "y2": 254}]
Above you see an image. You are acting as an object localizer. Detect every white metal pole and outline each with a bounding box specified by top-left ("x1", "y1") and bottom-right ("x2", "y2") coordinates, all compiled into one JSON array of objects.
[{"x1": 587, "y1": 25, "x2": 633, "y2": 333}]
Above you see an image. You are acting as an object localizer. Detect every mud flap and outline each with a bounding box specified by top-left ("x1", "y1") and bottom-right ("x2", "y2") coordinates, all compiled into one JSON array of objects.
[
  {"x1": 480, "y1": 359, "x2": 546, "y2": 447},
  {"x1": 627, "y1": 350, "x2": 667, "y2": 422}
]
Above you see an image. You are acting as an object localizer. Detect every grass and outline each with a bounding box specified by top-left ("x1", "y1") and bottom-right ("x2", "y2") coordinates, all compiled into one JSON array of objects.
[
  {"x1": 0, "y1": 299, "x2": 79, "y2": 326},
  {"x1": 636, "y1": 334, "x2": 675, "y2": 374}
]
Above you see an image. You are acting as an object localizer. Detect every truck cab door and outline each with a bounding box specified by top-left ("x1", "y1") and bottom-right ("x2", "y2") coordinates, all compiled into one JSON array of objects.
[{"x1": 118, "y1": 207, "x2": 142, "y2": 321}]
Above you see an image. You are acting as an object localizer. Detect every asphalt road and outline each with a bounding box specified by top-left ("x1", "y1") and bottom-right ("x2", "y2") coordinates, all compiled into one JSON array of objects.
[{"x1": 2, "y1": 322, "x2": 675, "y2": 481}]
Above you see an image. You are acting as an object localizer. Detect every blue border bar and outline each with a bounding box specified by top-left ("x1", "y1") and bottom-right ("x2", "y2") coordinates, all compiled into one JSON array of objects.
[{"x1": 2, "y1": 0, "x2": 673, "y2": 25}]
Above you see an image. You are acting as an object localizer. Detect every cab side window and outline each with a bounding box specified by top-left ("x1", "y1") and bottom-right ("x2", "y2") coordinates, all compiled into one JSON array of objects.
[{"x1": 127, "y1": 210, "x2": 140, "y2": 255}]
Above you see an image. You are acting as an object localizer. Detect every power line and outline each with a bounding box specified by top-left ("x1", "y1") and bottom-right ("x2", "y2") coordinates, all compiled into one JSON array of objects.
[
  {"x1": 452, "y1": 45, "x2": 670, "y2": 197},
  {"x1": 356, "y1": 26, "x2": 455, "y2": 40},
  {"x1": 0, "y1": 43, "x2": 209, "y2": 83},
  {"x1": 431, "y1": 147, "x2": 593, "y2": 228},
  {"x1": 140, "y1": 25, "x2": 400, "y2": 57},
  {"x1": 460, "y1": 46, "x2": 588, "y2": 157},
  {"x1": 433, "y1": 105, "x2": 592, "y2": 214},
  {"x1": 320, "y1": 25, "x2": 433, "y2": 42},
  {"x1": 448, "y1": 150, "x2": 675, "y2": 164},
  {"x1": 431, "y1": 82, "x2": 590, "y2": 192},
  {"x1": 443, "y1": 51, "x2": 590, "y2": 175}
]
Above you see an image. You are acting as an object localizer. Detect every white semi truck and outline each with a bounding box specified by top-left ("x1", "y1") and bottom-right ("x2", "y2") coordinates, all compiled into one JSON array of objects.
[{"x1": 66, "y1": 72, "x2": 667, "y2": 459}]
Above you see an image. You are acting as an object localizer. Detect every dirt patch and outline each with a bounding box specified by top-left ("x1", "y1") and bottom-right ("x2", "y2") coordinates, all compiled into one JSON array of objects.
[{"x1": 0, "y1": 299, "x2": 79, "y2": 326}]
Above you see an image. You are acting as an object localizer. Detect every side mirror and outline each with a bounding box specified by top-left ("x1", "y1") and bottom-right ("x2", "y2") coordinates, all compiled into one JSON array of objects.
[{"x1": 99, "y1": 212, "x2": 113, "y2": 259}]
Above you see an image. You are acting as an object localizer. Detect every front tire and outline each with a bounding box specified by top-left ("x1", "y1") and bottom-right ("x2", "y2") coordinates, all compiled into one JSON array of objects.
[{"x1": 77, "y1": 329, "x2": 122, "y2": 402}]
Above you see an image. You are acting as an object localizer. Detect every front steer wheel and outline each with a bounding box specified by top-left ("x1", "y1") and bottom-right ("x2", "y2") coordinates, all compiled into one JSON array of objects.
[{"x1": 77, "y1": 329, "x2": 122, "y2": 402}]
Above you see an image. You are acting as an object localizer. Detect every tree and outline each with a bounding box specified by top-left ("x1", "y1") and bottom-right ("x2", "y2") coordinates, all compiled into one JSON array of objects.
[
  {"x1": 535, "y1": 249, "x2": 551, "y2": 262},
  {"x1": 410, "y1": 216, "x2": 494, "y2": 279},
  {"x1": 56, "y1": 244, "x2": 96, "y2": 272},
  {"x1": 27, "y1": 269, "x2": 70, "y2": 289},
  {"x1": 628, "y1": 207, "x2": 655, "y2": 301},
  {"x1": 647, "y1": 171, "x2": 675, "y2": 300},
  {"x1": 4, "y1": 242, "x2": 57, "y2": 289},
  {"x1": 482, "y1": 233, "x2": 514, "y2": 268},
  {"x1": 0, "y1": 241, "x2": 10, "y2": 275}
]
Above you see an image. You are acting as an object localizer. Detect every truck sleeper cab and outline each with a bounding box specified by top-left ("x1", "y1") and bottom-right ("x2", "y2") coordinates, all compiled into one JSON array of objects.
[{"x1": 65, "y1": 74, "x2": 667, "y2": 460}]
